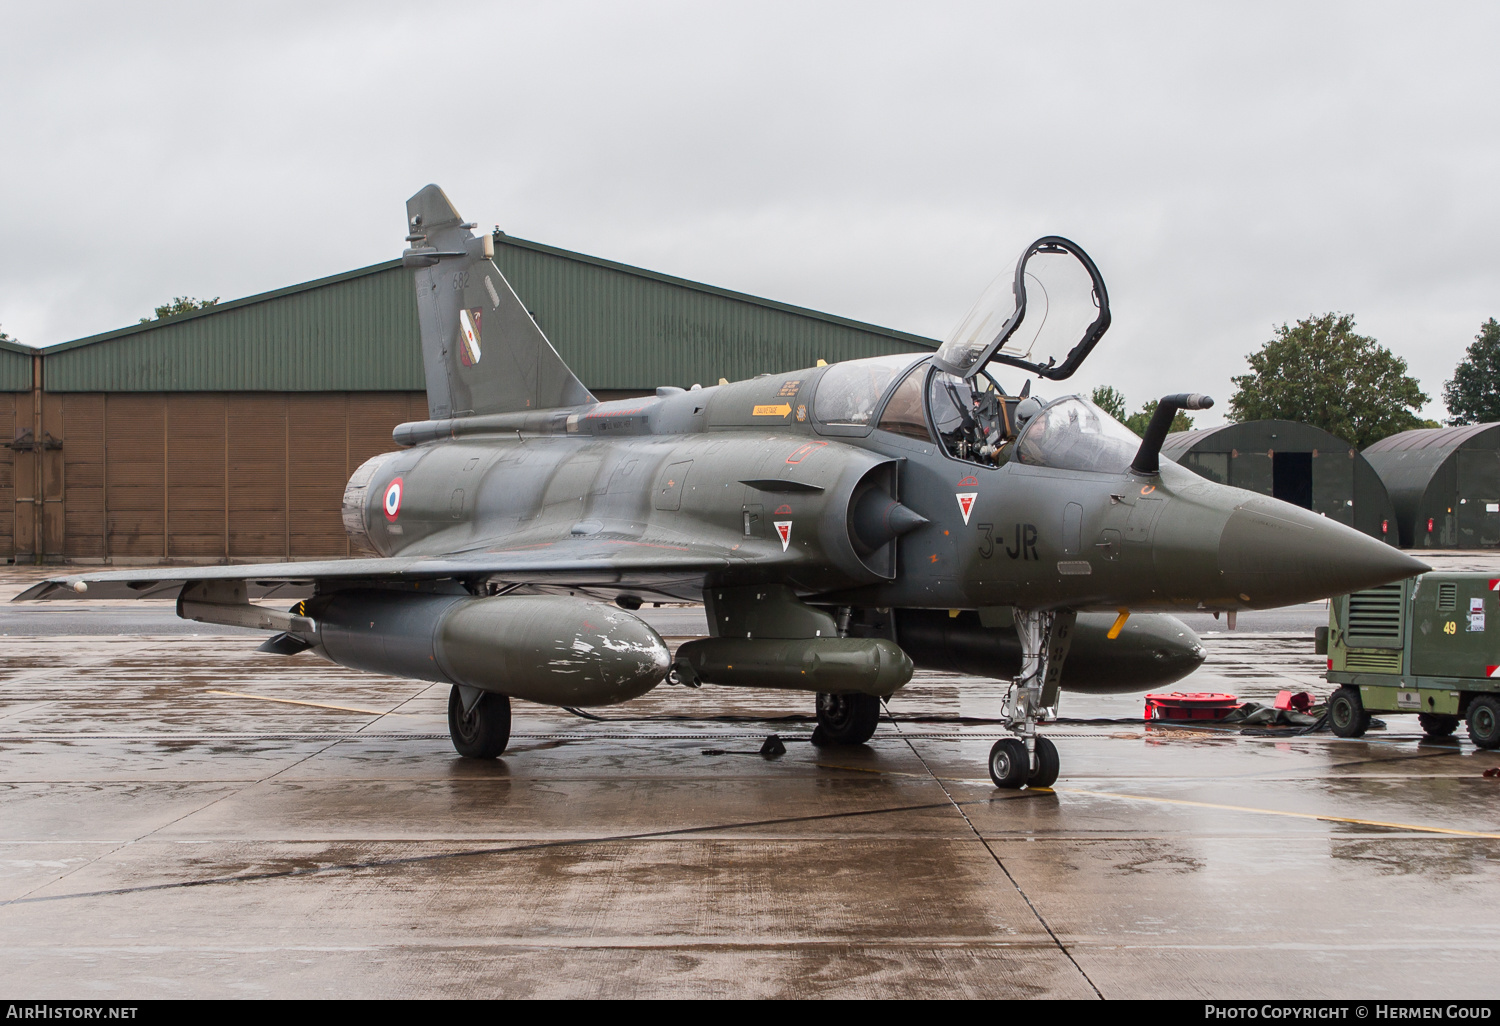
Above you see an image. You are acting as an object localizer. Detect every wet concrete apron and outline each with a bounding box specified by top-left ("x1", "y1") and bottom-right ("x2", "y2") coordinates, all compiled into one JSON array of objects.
[{"x1": 0, "y1": 573, "x2": 1497, "y2": 998}]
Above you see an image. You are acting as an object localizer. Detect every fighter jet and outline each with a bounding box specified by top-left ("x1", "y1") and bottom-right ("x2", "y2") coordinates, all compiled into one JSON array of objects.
[{"x1": 16, "y1": 185, "x2": 1427, "y2": 788}]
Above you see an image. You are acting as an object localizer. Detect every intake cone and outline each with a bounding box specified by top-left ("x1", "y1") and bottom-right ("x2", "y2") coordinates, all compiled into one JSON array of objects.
[{"x1": 850, "y1": 489, "x2": 928, "y2": 555}]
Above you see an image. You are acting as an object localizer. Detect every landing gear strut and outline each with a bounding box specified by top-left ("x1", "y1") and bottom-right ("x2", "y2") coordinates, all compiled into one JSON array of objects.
[
  {"x1": 990, "y1": 608, "x2": 1074, "y2": 789},
  {"x1": 448, "y1": 685, "x2": 511, "y2": 758}
]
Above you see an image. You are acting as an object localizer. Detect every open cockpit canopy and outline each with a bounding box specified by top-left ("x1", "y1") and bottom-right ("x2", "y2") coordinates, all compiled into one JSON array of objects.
[{"x1": 933, "y1": 236, "x2": 1110, "y2": 381}]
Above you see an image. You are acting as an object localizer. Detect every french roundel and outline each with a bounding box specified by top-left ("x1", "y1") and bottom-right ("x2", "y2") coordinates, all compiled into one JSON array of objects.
[{"x1": 383, "y1": 477, "x2": 404, "y2": 521}]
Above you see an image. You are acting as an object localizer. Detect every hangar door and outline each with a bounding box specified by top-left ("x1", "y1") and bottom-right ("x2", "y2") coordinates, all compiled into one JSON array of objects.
[
  {"x1": 1184, "y1": 447, "x2": 1356, "y2": 526},
  {"x1": 0, "y1": 394, "x2": 18, "y2": 558},
  {"x1": 1457, "y1": 449, "x2": 1500, "y2": 548},
  {"x1": 3, "y1": 391, "x2": 428, "y2": 562},
  {"x1": 6, "y1": 392, "x2": 66, "y2": 563}
]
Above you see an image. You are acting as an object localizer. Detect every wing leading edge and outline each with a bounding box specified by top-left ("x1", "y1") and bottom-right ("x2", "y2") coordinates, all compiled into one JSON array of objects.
[{"x1": 14, "y1": 541, "x2": 737, "y2": 602}]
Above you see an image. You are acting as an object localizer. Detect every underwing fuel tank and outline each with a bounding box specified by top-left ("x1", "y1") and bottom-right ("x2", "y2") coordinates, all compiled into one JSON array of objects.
[{"x1": 308, "y1": 591, "x2": 670, "y2": 707}]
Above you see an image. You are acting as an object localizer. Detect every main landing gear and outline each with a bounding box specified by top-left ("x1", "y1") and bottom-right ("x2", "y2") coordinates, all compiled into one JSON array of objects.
[
  {"x1": 448, "y1": 685, "x2": 511, "y2": 758},
  {"x1": 812, "y1": 692, "x2": 882, "y2": 747},
  {"x1": 991, "y1": 608, "x2": 1074, "y2": 790}
]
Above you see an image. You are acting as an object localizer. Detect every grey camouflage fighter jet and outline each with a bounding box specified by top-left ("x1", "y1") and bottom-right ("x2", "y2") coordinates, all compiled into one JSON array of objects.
[{"x1": 17, "y1": 185, "x2": 1428, "y2": 788}]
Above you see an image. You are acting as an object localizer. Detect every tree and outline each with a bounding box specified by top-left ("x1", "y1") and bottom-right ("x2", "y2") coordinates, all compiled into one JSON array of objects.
[
  {"x1": 1090, "y1": 385, "x2": 1127, "y2": 421},
  {"x1": 1228, "y1": 313, "x2": 1428, "y2": 449},
  {"x1": 140, "y1": 296, "x2": 218, "y2": 323},
  {"x1": 0, "y1": 325, "x2": 15, "y2": 344},
  {"x1": 1089, "y1": 385, "x2": 1193, "y2": 436},
  {"x1": 1125, "y1": 400, "x2": 1194, "y2": 438},
  {"x1": 1442, "y1": 317, "x2": 1500, "y2": 425}
]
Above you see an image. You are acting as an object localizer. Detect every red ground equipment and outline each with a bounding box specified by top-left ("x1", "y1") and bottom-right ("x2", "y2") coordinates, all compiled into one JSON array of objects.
[
  {"x1": 1144, "y1": 692, "x2": 1239, "y2": 721},
  {"x1": 1274, "y1": 690, "x2": 1313, "y2": 713}
]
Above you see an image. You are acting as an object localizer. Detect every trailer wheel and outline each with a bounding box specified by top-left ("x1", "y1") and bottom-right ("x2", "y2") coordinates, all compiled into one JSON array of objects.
[
  {"x1": 1329, "y1": 687, "x2": 1370, "y2": 738},
  {"x1": 1467, "y1": 695, "x2": 1500, "y2": 750},
  {"x1": 1418, "y1": 713, "x2": 1459, "y2": 738}
]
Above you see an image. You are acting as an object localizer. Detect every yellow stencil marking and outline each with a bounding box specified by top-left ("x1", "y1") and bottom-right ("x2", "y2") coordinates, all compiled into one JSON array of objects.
[
  {"x1": 753, "y1": 404, "x2": 792, "y2": 417},
  {"x1": 207, "y1": 690, "x2": 398, "y2": 716},
  {"x1": 1107, "y1": 609, "x2": 1131, "y2": 639},
  {"x1": 1054, "y1": 787, "x2": 1500, "y2": 839}
]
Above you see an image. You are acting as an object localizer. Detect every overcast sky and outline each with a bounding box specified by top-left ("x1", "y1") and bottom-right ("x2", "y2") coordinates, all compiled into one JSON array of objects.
[{"x1": 3, "y1": 1, "x2": 1496, "y2": 425}]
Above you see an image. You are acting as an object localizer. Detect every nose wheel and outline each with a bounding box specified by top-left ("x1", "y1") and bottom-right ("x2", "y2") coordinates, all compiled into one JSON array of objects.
[
  {"x1": 988, "y1": 735, "x2": 1060, "y2": 789},
  {"x1": 992, "y1": 608, "x2": 1074, "y2": 789}
]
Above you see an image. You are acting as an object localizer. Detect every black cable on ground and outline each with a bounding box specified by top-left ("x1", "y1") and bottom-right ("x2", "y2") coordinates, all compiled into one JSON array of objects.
[
  {"x1": 563, "y1": 708, "x2": 1248, "y2": 728},
  {"x1": 562, "y1": 707, "x2": 816, "y2": 724},
  {"x1": 1238, "y1": 712, "x2": 1330, "y2": 737},
  {"x1": 561, "y1": 705, "x2": 1349, "y2": 736}
]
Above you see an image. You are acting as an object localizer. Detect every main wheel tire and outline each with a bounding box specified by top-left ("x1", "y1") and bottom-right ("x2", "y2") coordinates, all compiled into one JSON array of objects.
[
  {"x1": 1328, "y1": 686, "x2": 1370, "y2": 738},
  {"x1": 1028, "y1": 736, "x2": 1060, "y2": 789},
  {"x1": 811, "y1": 692, "x2": 881, "y2": 747},
  {"x1": 989, "y1": 738, "x2": 1029, "y2": 789},
  {"x1": 1467, "y1": 695, "x2": 1500, "y2": 750},
  {"x1": 1418, "y1": 713, "x2": 1460, "y2": 738},
  {"x1": 448, "y1": 687, "x2": 511, "y2": 759}
]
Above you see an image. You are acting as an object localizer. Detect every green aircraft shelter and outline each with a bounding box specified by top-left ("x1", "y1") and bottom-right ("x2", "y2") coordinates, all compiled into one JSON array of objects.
[
  {"x1": 1365, "y1": 423, "x2": 1500, "y2": 549},
  {"x1": 1160, "y1": 420, "x2": 1398, "y2": 545}
]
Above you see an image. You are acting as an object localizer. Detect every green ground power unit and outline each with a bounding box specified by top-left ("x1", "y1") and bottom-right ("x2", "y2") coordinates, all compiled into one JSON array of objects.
[{"x1": 1321, "y1": 573, "x2": 1500, "y2": 748}]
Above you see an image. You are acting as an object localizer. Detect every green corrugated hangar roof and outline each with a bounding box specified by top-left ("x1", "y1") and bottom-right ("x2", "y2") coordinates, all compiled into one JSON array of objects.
[
  {"x1": 38, "y1": 234, "x2": 937, "y2": 393},
  {"x1": 0, "y1": 337, "x2": 33, "y2": 392}
]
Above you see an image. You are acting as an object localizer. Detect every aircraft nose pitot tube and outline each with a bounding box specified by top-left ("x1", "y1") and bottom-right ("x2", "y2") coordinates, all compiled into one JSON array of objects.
[{"x1": 310, "y1": 591, "x2": 671, "y2": 706}]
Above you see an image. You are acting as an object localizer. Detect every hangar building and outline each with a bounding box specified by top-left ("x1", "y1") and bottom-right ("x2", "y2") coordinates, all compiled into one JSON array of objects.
[
  {"x1": 1, "y1": 234, "x2": 935, "y2": 564},
  {"x1": 1161, "y1": 420, "x2": 1398, "y2": 544},
  {"x1": 1364, "y1": 424, "x2": 1500, "y2": 549}
]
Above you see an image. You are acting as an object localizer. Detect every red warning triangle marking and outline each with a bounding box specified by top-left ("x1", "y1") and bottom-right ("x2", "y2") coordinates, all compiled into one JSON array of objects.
[
  {"x1": 1488, "y1": 665, "x2": 1500, "y2": 678},
  {"x1": 774, "y1": 520, "x2": 792, "y2": 551},
  {"x1": 955, "y1": 492, "x2": 978, "y2": 525},
  {"x1": 1490, "y1": 579, "x2": 1500, "y2": 592}
]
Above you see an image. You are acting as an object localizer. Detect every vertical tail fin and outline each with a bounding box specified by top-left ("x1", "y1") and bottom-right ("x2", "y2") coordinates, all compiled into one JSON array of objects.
[{"x1": 404, "y1": 185, "x2": 594, "y2": 419}]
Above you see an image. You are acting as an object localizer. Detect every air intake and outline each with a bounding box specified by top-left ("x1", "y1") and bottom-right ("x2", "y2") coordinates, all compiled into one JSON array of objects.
[{"x1": 1345, "y1": 650, "x2": 1402, "y2": 673}]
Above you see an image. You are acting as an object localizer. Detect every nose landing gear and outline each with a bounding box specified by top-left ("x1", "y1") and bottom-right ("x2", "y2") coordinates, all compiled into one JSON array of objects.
[
  {"x1": 991, "y1": 608, "x2": 1074, "y2": 789},
  {"x1": 988, "y1": 735, "x2": 1060, "y2": 788}
]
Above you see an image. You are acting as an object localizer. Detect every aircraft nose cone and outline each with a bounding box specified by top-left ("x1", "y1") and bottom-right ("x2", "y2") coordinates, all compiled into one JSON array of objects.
[{"x1": 1217, "y1": 497, "x2": 1428, "y2": 606}]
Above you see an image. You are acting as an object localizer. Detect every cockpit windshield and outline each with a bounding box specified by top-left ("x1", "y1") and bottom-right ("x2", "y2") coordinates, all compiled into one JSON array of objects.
[
  {"x1": 813, "y1": 354, "x2": 928, "y2": 428},
  {"x1": 1013, "y1": 397, "x2": 1140, "y2": 474}
]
